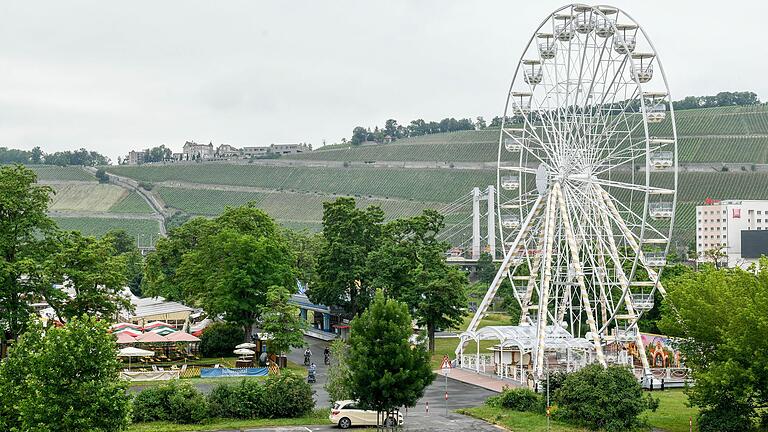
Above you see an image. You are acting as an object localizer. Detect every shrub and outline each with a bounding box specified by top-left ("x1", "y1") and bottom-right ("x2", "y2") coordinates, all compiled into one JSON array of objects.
[
  {"x1": 199, "y1": 322, "x2": 244, "y2": 357},
  {"x1": 553, "y1": 364, "x2": 650, "y2": 432},
  {"x1": 95, "y1": 168, "x2": 109, "y2": 183},
  {"x1": 487, "y1": 387, "x2": 542, "y2": 413},
  {"x1": 261, "y1": 372, "x2": 315, "y2": 418},
  {"x1": 132, "y1": 381, "x2": 208, "y2": 424},
  {"x1": 138, "y1": 181, "x2": 153, "y2": 191},
  {"x1": 697, "y1": 401, "x2": 755, "y2": 432},
  {"x1": 208, "y1": 379, "x2": 266, "y2": 419}
]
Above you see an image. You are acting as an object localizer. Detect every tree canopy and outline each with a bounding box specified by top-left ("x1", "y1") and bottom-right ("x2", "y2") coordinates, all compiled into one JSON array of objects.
[
  {"x1": 347, "y1": 290, "x2": 434, "y2": 417},
  {"x1": 0, "y1": 315, "x2": 131, "y2": 431},
  {"x1": 0, "y1": 165, "x2": 56, "y2": 341},
  {"x1": 367, "y1": 210, "x2": 466, "y2": 352},
  {"x1": 145, "y1": 204, "x2": 295, "y2": 340},
  {"x1": 659, "y1": 261, "x2": 768, "y2": 431},
  {"x1": 0, "y1": 147, "x2": 110, "y2": 166},
  {"x1": 310, "y1": 197, "x2": 384, "y2": 317},
  {"x1": 259, "y1": 286, "x2": 307, "y2": 358}
]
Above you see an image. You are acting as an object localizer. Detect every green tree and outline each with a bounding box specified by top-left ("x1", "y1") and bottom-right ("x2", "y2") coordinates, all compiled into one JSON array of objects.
[
  {"x1": 367, "y1": 210, "x2": 466, "y2": 352},
  {"x1": 144, "y1": 216, "x2": 214, "y2": 301},
  {"x1": 0, "y1": 165, "x2": 56, "y2": 344},
  {"x1": 281, "y1": 228, "x2": 324, "y2": 289},
  {"x1": 475, "y1": 252, "x2": 497, "y2": 284},
  {"x1": 659, "y1": 261, "x2": 768, "y2": 431},
  {"x1": 95, "y1": 168, "x2": 109, "y2": 183},
  {"x1": 312, "y1": 197, "x2": 384, "y2": 317},
  {"x1": 30, "y1": 146, "x2": 43, "y2": 164},
  {"x1": 37, "y1": 232, "x2": 129, "y2": 323},
  {"x1": 124, "y1": 249, "x2": 144, "y2": 296},
  {"x1": 104, "y1": 229, "x2": 136, "y2": 254},
  {"x1": 146, "y1": 205, "x2": 296, "y2": 340},
  {"x1": 324, "y1": 339, "x2": 353, "y2": 402},
  {"x1": 259, "y1": 286, "x2": 307, "y2": 359},
  {"x1": 0, "y1": 315, "x2": 131, "y2": 431},
  {"x1": 348, "y1": 290, "x2": 434, "y2": 423},
  {"x1": 199, "y1": 322, "x2": 244, "y2": 357},
  {"x1": 177, "y1": 228, "x2": 295, "y2": 341}
]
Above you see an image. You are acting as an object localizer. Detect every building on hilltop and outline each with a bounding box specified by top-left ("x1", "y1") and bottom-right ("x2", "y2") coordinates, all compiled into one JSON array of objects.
[
  {"x1": 216, "y1": 144, "x2": 241, "y2": 158},
  {"x1": 180, "y1": 141, "x2": 214, "y2": 161},
  {"x1": 126, "y1": 149, "x2": 147, "y2": 165},
  {"x1": 270, "y1": 143, "x2": 311, "y2": 155},
  {"x1": 242, "y1": 146, "x2": 270, "y2": 158},
  {"x1": 696, "y1": 199, "x2": 768, "y2": 268}
]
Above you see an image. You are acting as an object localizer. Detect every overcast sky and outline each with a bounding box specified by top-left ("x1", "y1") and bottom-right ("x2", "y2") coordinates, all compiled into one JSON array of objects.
[{"x1": 0, "y1": 1, "x2": 764, "y2": 162}]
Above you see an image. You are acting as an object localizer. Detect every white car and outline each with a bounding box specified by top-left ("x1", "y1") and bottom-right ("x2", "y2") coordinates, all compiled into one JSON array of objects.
[{"x1": 330, "y1": 400, "x2": 404, "y2": 429}]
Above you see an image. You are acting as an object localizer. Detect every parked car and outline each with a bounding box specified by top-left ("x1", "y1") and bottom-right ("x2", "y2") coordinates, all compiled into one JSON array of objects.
[{"x1": 330, "y1": 400, "x2": 403, "y2": 429}]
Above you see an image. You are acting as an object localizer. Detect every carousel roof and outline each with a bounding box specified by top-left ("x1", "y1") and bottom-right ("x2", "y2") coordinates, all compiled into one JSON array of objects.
[{"x1": 459, "y1": 325, "x2": 593, "y2": 351}]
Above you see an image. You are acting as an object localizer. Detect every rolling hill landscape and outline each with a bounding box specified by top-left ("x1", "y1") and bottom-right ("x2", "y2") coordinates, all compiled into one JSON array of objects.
[{"x1": 32, "y1": 103, "x2": 768, "y2": 253}]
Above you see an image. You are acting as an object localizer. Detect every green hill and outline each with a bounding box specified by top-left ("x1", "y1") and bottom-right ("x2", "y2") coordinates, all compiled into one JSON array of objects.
[
  {"x1": 287, "y1": 105, "x2": 768, "y2": 164},
  {"x1": 21, "y1": 104, "x2": 767, "y2": 252}
]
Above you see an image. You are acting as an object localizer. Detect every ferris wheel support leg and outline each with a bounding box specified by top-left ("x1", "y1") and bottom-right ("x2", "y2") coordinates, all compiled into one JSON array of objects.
[
  {"x1": 519, "y1": 246, "x2": 543, "y2": 323},
  {"x1": 599, "y1": 187, "x2": 667, "y2": 296},
  {"x1": 455, "y1": 195, "x2": 545, "y2": 357},
  {"x1": 597, "y1": 195, "x2": 652, "y2": 376},
  {"x1": 554, "y1": 184, "x2": 606, "y2": 368},
  {"x1": 533, "y1": 190, "x2": 559, "y2": 380}
]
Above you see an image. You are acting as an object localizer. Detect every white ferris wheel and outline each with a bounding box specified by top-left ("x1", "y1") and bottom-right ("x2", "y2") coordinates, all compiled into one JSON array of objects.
[{"x1": 459, "y1": 4, "x2": 677, "y2": 380}]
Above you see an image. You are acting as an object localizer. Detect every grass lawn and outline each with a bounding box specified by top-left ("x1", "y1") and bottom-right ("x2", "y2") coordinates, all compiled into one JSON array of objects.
[
  {"x1": 458, "y1": 389, "x2": 699, "y2": 432},
  {"x1": 642, "y1": 389, "x2": 699, "y2": 432},
  {"x1": 429, "y1": 312, "x2": 510, "y2": 369},
  {"x1": 457, "y1": 405, "x2": 587, "y2": 431},
  {"x1": 127, "y1": 408, "x2": 330, "y2": 432}
]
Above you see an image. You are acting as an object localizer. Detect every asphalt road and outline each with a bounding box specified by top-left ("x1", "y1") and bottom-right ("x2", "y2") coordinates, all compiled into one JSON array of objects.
[{"x1": 282, "y1": 337, "x2": 499, "y2": 431}]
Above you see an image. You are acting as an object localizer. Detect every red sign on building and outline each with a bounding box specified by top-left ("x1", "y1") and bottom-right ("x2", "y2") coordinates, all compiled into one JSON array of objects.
[{"x1": 733, "y1": 208, "x2": 741, "y2": 219}]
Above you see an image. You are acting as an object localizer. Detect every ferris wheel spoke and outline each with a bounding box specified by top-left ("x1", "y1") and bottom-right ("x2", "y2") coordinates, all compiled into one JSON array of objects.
[{"x1": 579, "y1": 176, "x2": 673, "y2": 195}]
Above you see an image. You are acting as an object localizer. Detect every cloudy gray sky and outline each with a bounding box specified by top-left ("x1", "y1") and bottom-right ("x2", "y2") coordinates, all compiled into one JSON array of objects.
[{"x1": 0, "y1": 1, "x2": 764, "y2": 162}]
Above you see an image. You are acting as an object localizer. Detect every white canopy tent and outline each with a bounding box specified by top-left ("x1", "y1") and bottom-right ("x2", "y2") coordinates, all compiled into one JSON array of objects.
[
  {"x1": 118, "y1": 346, "x2": 155, "y2": 370},
  {"x1": 457, "y1": 325, "x2": 594, "y2": 384}
]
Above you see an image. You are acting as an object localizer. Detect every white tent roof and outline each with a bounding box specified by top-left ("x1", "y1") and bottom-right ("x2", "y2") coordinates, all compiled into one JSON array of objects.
[
  {"x1": 460, "y1": 325, "x2": 593, "y2": 351},
  {"x1": 118, "y1": 347, "x2": 155, "y2": 357},
  {"x1": 129, "y1": 296, "x2": 192, "y2": 319}
]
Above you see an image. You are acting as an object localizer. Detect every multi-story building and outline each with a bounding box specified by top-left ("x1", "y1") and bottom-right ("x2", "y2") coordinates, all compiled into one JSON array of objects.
[
  {"x1": 270, "y1": 143, "x2": 310, "y2": 155},
  {"x1": 696, "y1": 199, "x2": 768, "y2": 268},
  {"x1": 216, "y1": 144, "x2": 241, "y2": 158},
  {"x1": 242, "y1": 146, "x2": 270, "y2": 158},
  {"x1": 125, "y1": 150, "x2": 147, "y2": 165},
  {"x1": 181, "y1": 141, "x2": 214, "y2": 160}
]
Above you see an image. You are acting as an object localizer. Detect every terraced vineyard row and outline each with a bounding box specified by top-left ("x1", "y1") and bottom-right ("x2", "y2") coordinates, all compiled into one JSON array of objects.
[
  {"x1": 156, "y1": 187, "x2": 446, "y2": 221},
  {"x1": 108, "y1": 165, "x2": 496, "y2": 203},
  {"x1": 53, "y1": 217, "x2": 162, "y2": 244},
  {"x1": 108, "y1": 192, "x2": 154, "y2": 213},
  {"x1": 286, "y1": 105, "x2": 768, "y2": 164},
  {"x1": 27, "y1": 165, "x2": 96, "y2": 181}
]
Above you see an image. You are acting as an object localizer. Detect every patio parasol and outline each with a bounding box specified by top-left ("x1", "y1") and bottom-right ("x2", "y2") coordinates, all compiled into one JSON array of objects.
[
  {"x1": 116, "y1": 333, "x2": 137, "y2": 344},
  {"x1": 233, "y1": 348, "x2": 255, "y2": 360},
  {"x1": 235, "y1": 342, "x2": 257, "y2": 349},
  {"x1": 165, "y1": 331, "x2": 200, "y2": 343}
]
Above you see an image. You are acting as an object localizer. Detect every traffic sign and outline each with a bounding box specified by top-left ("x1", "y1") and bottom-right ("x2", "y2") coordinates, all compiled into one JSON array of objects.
[{"x1": 440, "y1": 355, "x2": 453, "y2": 369}]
